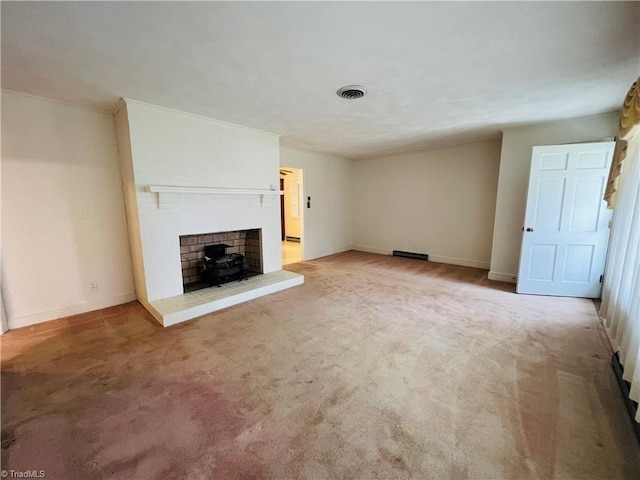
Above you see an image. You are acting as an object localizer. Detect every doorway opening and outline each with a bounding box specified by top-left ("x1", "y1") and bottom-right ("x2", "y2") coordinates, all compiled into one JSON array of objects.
[{"x1": 280, "y1": 166, "x2": 303, "y2": 265}]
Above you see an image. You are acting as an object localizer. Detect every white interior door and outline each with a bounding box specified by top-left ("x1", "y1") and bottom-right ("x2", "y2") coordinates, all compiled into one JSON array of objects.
[{"x1": 517, "y1": 142, "x2": 614, "y2": 297}]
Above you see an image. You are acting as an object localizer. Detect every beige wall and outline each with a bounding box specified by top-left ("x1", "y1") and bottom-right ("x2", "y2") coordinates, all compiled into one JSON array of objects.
[
  {"x1": 1, "y1": 129, "x2": 6, "y2": 333},
  {"x1": 0, "y1": 91, "x2": 621, "y2": 330},
  {"x1": 353, "y1": 140, "x2": 501, "y2": 268},
  {"x1": 489, "y1": 111, "x2": 619, "y2": 282},
  {"x1": 1, "y1": 92, "x2": 135, "y2": 328},
  {"x1": 279, "y1": 147, "x2": 353, "y2": 260}
]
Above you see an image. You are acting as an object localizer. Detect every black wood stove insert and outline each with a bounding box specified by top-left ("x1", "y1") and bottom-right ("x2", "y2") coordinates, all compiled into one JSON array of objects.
[{"x1": 201, "y1": 244, "x2": 250, "y2": 287}]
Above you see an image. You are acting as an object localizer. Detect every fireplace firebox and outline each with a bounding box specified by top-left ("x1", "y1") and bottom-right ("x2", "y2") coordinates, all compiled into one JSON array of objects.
[
  {"x1": 179, "y1": 229, "x2": 262, "y2": 293},
  {"x1": 201, "y1": 244, "x2": 249, "y2": 287}
]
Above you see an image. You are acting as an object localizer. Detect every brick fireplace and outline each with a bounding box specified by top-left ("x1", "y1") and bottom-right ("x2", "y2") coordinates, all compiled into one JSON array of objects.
[
  {"x1": 180, "y1": 229, "x2": 262, "y2": 291},
  {"x1": 115, "y1": 98, "x2": 303, "y2": 326}
]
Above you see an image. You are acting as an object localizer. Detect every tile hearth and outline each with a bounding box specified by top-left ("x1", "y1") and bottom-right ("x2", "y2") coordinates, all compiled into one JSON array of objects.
[{"x1": 148, "y1": 270, "x2": 303, "y2": 326}]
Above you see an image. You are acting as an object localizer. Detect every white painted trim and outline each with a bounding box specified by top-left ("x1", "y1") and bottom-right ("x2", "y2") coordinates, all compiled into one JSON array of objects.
[
  {"x1": 123, "y1": 98, "x2": 281, "y2": 138},
  {"x1": 1, "y1": 88, "x2": 113, "y2": 115},
  {"x1": 488, "y1": 271, "x2": 517, "y2": 283},
  {"x1": 146, "y1": 186, "x2": 283, "y2": 208},
  {"x1": 352, "y1": 247, "x2": 490, "y2": 269},
  {"x1": 427, "y1": 255, "x2": 489, "y2": 270},
  {"x1": 279, "y1": 144, "x2": 349, "y2": 160},
  {"x1": 146, "y1": 185, "x2": 283, "y2": 196},
  {"x1": 7, "y1": 293, "x2": 138, "y2": 330},
  {"x1": 351, "y1": 134, "x2": 502, "y2": 162},
  {"x1": 500, "y1": 110, "x2": 620, "y2": 136},
  {"x1": 304, "y1": 245, "x2": 353, "y2": 261},
  {"x1": 351, "y1": 245, "x2": 393, "y2": 256}
]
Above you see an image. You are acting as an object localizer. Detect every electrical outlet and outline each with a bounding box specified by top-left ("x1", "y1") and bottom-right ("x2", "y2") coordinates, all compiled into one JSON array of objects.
[{"x1": 89, "y1": 280, "x2": 99, "y2": 292}]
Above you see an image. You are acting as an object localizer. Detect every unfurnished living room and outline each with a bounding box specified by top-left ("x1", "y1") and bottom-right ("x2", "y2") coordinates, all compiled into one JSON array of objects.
[{"x1": 2, "y1": 1, "x2": 640, "y2": 479}]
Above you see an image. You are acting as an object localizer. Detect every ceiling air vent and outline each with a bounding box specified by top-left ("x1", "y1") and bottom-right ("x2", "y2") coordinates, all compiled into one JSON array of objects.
[{"x1": 336, "y1": 85, "x2": 367, "y2": 99}]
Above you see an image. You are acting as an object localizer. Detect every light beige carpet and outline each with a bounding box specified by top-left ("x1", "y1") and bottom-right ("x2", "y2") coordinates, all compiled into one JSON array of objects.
[{"x1": 2, "y1": 251, "x2": 639, "y2": 479}]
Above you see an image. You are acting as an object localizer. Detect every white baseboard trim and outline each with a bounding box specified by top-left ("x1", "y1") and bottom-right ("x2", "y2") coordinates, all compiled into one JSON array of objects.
[
  {"x1": 305, "y1": 245, "x2": 353, "y2": 261},
  {"x1": 7, "y1": 293, "x2": 138, "y2": 330},
  {"x1": 351, "y1": 247, "x2": 489, "y2": 270},
  {"x1": 488, "y1": 271, "x2": 517, "y2": 283},
  {"x1": 351, "y1": 245, "x2": 393, "y2": 256},
  {"x1": 427, "y1": 255, "x2": 489, "y2": 270}
]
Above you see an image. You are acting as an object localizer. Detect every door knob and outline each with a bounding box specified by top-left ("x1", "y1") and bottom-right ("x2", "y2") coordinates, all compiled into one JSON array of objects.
[{"x1": 526, "y1": 227, "x2": 534, "y2": 232}]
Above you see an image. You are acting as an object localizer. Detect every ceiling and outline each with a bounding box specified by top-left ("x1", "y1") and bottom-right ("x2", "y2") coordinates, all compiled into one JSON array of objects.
[{"x1": 2, "y1": 2, "x2": 639, "y2": 159}]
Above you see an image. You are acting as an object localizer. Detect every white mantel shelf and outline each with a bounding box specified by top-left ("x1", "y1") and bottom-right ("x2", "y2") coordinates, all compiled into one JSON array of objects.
[
  {"x1": 146, "y1": 185, "x2": 283, "y2": 195},
  {"x1": 145, "y1": 185, "x2": 283, "y2": 208}
]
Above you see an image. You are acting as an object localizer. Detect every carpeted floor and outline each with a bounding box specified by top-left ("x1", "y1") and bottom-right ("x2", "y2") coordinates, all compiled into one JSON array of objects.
[{"x1": 2, "y1": 251, "x2": 639, "y2": 479}]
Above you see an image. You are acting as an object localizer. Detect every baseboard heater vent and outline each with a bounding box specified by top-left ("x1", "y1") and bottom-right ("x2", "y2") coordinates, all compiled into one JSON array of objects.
[
  {"x1": 285, "y1": 236, "x2": 301, "y2": 242},
  {"x1": 611, "y1": 352, "x2": 640, "y2": 441},
  {"x1": 392, "y1": 250, "x2": 428, "y2": 261}
]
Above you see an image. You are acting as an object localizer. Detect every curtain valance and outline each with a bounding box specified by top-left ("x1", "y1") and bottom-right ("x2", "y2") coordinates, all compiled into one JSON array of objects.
[{"x1": 605, "y1": 76, "x2": 640, "y2": 208}]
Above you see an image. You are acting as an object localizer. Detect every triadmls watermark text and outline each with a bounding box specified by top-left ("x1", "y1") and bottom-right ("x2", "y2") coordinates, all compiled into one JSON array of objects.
[{"x1": 1, "y1": 470, "x2": 46, "y2": 479}]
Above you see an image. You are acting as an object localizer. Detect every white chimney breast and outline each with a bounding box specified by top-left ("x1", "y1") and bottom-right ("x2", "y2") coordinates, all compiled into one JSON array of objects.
[{"x1": 115, "y1": 99, "x2": 297, "y2": 322}]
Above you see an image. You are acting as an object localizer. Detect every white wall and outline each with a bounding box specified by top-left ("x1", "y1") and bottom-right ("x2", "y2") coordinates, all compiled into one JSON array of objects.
[
  {"x1": 489, "y1": 111, "x2": 619, "y2": 282},
  {"x1": 352, "y1": 140, "x2": 501, "y2": 269},
  {"x1": 280, "y1": 147, "x2": 354, "y2": 260},
  {"x1": 117, "y1": 99, "x2": 282, "y2": 305},
  {"x1": 1, "y1": 92, "x2": 135, "y2": 328}
]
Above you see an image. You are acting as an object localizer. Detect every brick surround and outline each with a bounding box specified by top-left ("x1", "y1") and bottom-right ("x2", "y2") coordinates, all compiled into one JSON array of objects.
[{"x1": 179, "y1": 229, "x2": 262, "y2": 288}]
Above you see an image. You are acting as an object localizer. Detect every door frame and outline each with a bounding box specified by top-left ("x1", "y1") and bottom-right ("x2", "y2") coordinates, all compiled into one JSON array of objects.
[
  {"x1": 280, "y1": 178, "x2": 285, "y2": 241},
  {"x1": 279, "y1": 165, "x2": 305, "y2": 262}
]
